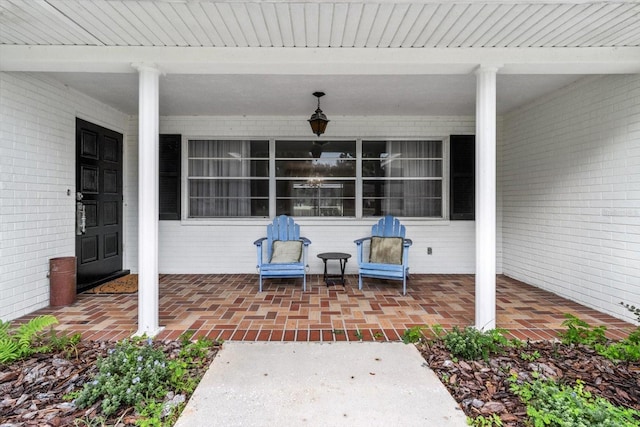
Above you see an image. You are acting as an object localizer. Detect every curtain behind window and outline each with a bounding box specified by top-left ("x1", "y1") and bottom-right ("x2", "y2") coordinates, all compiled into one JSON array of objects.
[
  {"x1": 189, "y1": 140, "x2": 251, "y2": 217},
  {"x1": 386, "y1": 140, "x2": 442, "y2": 216}
]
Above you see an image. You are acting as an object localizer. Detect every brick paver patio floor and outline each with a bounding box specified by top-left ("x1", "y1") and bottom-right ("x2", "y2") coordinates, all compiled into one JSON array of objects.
[{"x1": 21, "y1": 274, "x2": 634, "y2": 342}]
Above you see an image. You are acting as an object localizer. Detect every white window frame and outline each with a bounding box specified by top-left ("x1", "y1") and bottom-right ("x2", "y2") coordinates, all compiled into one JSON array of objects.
[{"x1": 181, "y1": 136, "x2": 449, "y2": 221}]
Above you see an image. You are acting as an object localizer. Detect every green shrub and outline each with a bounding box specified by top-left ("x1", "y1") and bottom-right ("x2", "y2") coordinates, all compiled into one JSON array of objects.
[
  {"x1": 596, "y1": 329, "x2": 640, "y2": 362},
  {"x1": 73, "y1": 338, "x2": 169, "y2": 417},
  {"x1": 0, "y1": 315, "x2": 59, "y2": 363},
  {"x1": 510, "y1": 376, "x2": 640, "y2": 427},
  {"x1": 559, "y1": 311, "x2": 640, "y2": 362},
  {"x1": 402, "y1": 325, "x2": 425, "y2": 344},
  {"x1": 442, "y1": 326, "x2": 512, "y2": 361},
  {"x1": 558, "y1": 313, "x2": 607, "y2": 346},
  {"x1": 72, "y1": 334, "x2": 218, "y2": 422}
]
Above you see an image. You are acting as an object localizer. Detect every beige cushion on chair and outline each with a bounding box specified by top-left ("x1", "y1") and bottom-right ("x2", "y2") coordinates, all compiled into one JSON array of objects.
[
  {"x1": 270, "y1": 240, "x2": 303, "y2": 263},
  {"x1": 369, "y1": 237, "x2": 403, "y2": 264}
]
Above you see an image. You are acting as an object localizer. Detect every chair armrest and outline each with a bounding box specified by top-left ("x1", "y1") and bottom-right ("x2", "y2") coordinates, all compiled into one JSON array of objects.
[
  {"x1": 254, "y1": 237, "x2": 268, "y2": 266},
  {"x1": 354, "y1": 237, "x2": 371, "y2": 264},
  {"x1": 354, "y1": 237, "x2": 371, "y2": 245},
  {"x1": 402, "y1": 239, "x2": 412, "y2": 268},
  {"x1": 299, "y1": 237, "x2": 311, "y2": 267}
]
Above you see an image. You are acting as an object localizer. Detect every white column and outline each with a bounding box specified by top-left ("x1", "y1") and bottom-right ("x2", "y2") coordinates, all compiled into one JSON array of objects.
[
  {"x1": 135, "y1": 64, "x2": 162, "y2": 337},
  {"x1": 475, "y1": 65, "x2": 499, "y2": 331}
]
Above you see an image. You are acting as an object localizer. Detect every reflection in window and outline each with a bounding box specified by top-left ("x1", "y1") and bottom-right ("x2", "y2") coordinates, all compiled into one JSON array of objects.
[
  {"x1": 186, "y1": 139, "x2": 444, "y2": 218},
  {"x1": 275, "y1": 141, "x2": 356, "y2": 217}
]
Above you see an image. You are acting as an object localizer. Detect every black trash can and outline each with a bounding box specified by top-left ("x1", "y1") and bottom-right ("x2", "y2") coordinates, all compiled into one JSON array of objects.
[{"x1": 49, "y1": 256, "x2": 77, "y2": 307}]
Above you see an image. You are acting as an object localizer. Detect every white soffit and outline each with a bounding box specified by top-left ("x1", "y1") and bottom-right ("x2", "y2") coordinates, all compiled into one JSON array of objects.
[
  {"x1": 1, "y1": 1, "x2": 638, "y2": 116},
  {"x1": 1, "y1": 0, "x2": 639, "y2": 48},
  {"x1": 42, "y1": 72, "x2": 583, "y2": 116}
]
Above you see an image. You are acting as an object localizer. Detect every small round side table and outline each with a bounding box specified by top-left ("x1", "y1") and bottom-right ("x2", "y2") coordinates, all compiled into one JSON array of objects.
[{"x1": 317, "y1": 252, "x2": 351, "y2": 287}]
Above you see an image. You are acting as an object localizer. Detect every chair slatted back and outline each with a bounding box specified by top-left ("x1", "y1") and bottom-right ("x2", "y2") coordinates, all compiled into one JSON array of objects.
[
  {"x1": 266, "y1": 215, "x2": 301, "y2": 261},
  {"x1": 371, "y1": 215, "x2": 405, "y2": 238}
]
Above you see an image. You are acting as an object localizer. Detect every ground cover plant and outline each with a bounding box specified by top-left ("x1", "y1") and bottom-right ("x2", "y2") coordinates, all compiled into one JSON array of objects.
[
  {"x1": 558, "y1": 303, "x2": 640, "y2": 364},
  {"x1": 510, "y1": 376, "x2": 640, "y2": 427},
  {"x1": 66, "y1": 333, "x2": 219, "y2": 426},
  {"x1": 0, "y1": 315, "x2": 80, "y2": 364},
  {"x1": 0, "y1": 321, "x2": 220, "y2": 426},
  {"x1": 71, "y1": 338, "x2": 172, "y2": 419},
  {"x1": 411, "y1": 305, "x2": 640, "y2": 426}
]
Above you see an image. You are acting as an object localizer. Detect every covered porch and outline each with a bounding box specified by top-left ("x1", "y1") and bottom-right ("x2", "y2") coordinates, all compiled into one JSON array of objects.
[
  {"x1": 1, "y1": 1, "x2": 639, "y2": 334},
  {"x1": 19, "y1": 274, "x2": 634, "y2": 342}
]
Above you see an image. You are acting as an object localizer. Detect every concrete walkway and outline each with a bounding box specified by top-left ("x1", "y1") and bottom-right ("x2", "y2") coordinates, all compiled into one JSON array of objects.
[{"x1": 175, "y1": 342, "x2": 468, "y2": 427}]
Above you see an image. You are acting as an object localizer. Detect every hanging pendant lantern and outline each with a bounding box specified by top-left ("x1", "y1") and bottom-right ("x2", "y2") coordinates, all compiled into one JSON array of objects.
[{"x1": 308, "y1": 92, "x2": 329, "y2": 137}]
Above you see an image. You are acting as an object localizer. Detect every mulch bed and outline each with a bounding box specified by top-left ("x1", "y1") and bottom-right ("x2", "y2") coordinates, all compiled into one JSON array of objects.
[
  {"x1": 419, "y1": 339, "x2": 640, "y2": 426},
  {"x1": 0, "y1": 340, "x2": 218, "y2": 426},
  {"x1": 0, "y1": 338, "x2": 638, "y2": 426}
]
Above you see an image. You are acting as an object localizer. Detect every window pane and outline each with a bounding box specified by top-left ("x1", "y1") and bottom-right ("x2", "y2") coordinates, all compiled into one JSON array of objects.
[
  {"x1": 276, "y1": 140, "x2": 355, "y2": 178},
  {"x1": 187, "y1": 140, "x2": 268, "y2": 217},
  {"x1": 363, "y1": 197, "x2": 441, "y2": 217},
  {"x1": 362, "y1": 139, "x2": 443, "y2": 218},
  {"x1": 276, "y1": 140, "x2": 355, "y2": 159},
  {"x1": 363, "y1": 180, "x2": 442, "y2": 217},
  {"x1": 275, "y1": 141, "x2": 356, "y2": 217},
  {"x1": 189, "y1": 140, "x2": 268, "y2": 158},
  {"x1": 276, "y1": 180, "x2": 355, "y2": 217},
  {"x1": 189, "y1": 179, "x2": 268, "y2": 217},
  {"x1": 276, "y1": 159, "x2": 355, "y2": 178},
  {"x1": 189, "y1": 159, "x2": 268, "y2": 177},
  {"x1": 363, "y1": 140, "x2": 443, "y2": 177},
  {"x1": 362, "y1": 140, "x2": 442, "y2": 157},
  {"x1": 363, "y1": 159, "x2": 442, "y2": 177}
]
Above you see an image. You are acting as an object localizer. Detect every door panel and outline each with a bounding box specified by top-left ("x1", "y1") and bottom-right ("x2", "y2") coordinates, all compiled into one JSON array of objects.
[
  {"x1": 81, "y1": 166, "x2": 99, "y2": 193},
  {"x1": 76, "y1": 118, "x2": 124, "y2": 290}
]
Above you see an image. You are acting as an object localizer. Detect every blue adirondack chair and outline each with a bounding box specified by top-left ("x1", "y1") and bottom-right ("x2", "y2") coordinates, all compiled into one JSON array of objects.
[
  {"x1": 354, "y1": 215, "x2": 413, "y2": 295},
  {"x1": 254, "y1": 215, "x2": 311, "y2": 292}
]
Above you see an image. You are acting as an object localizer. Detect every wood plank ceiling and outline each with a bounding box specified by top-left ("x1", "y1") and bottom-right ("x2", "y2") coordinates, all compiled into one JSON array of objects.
[{"x1": 1, "y1": 0, "x2": 639, "y2": 49}]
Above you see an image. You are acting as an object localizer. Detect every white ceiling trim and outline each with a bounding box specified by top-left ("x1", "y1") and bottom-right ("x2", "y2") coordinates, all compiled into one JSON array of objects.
[
  {"x1": 2, "y1": 1, "x2": 639, "y2": 48},
  {"x1": 2, "y1": 45, "x2": 639, "y2": 74},
  {"x1": 2, "y1": 1, "x2": 637, "y2": 116}
]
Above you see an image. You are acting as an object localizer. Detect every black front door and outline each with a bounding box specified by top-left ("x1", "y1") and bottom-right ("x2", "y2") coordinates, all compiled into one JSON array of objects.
[{"x1": 75, "y1": 118, "x2": 125, "y2": 290}]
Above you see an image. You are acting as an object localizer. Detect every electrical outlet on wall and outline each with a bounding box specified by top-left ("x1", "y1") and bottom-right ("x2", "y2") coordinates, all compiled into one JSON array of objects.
[{"x1": 427, "y1": 247, "x2": 432, "y2": 255}]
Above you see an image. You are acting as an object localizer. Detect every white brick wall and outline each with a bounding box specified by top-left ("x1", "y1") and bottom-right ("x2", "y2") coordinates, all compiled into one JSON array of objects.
[
  {"x1": 122, "y1": 115, "x2": 487, "y2": 276},
  {"x1": 2, "y1": 72, "x2": 505, "y2": 321},
  {"x1": 502, "y1": 75, "x2": 640, "y2": 323},
  {"x1": 153, "y1": 219, "x2": 477, "y2": 276},
  {"x1": 0, "y1": 72, "x2": 128, "y2": 321},
  {"x1": 4, "y1": 70, "x2": 637, "y2": 325}
]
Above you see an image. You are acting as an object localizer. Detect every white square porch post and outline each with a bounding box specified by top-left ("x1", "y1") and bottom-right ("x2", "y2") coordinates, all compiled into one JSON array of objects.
[
  {"x1": 135, "y1": 64, "x2": 161, "y2": 336},
  {"x1": 475, "y1": 65, "x2": 499, "y2": 331}
]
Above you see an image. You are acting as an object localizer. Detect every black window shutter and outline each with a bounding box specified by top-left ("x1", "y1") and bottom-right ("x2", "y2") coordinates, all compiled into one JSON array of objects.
[
  {"x1": 159, "y1": 134, "x2": 181, "y2": 220},
  {"x1": 450, "y1": 135, "x2": 475, "y2": 220}
]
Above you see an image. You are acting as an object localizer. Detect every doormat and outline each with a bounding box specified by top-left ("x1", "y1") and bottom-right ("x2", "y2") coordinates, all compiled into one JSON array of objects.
[{"x1": 84, "y1": 274, "x2": 138, "y2": 294}]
